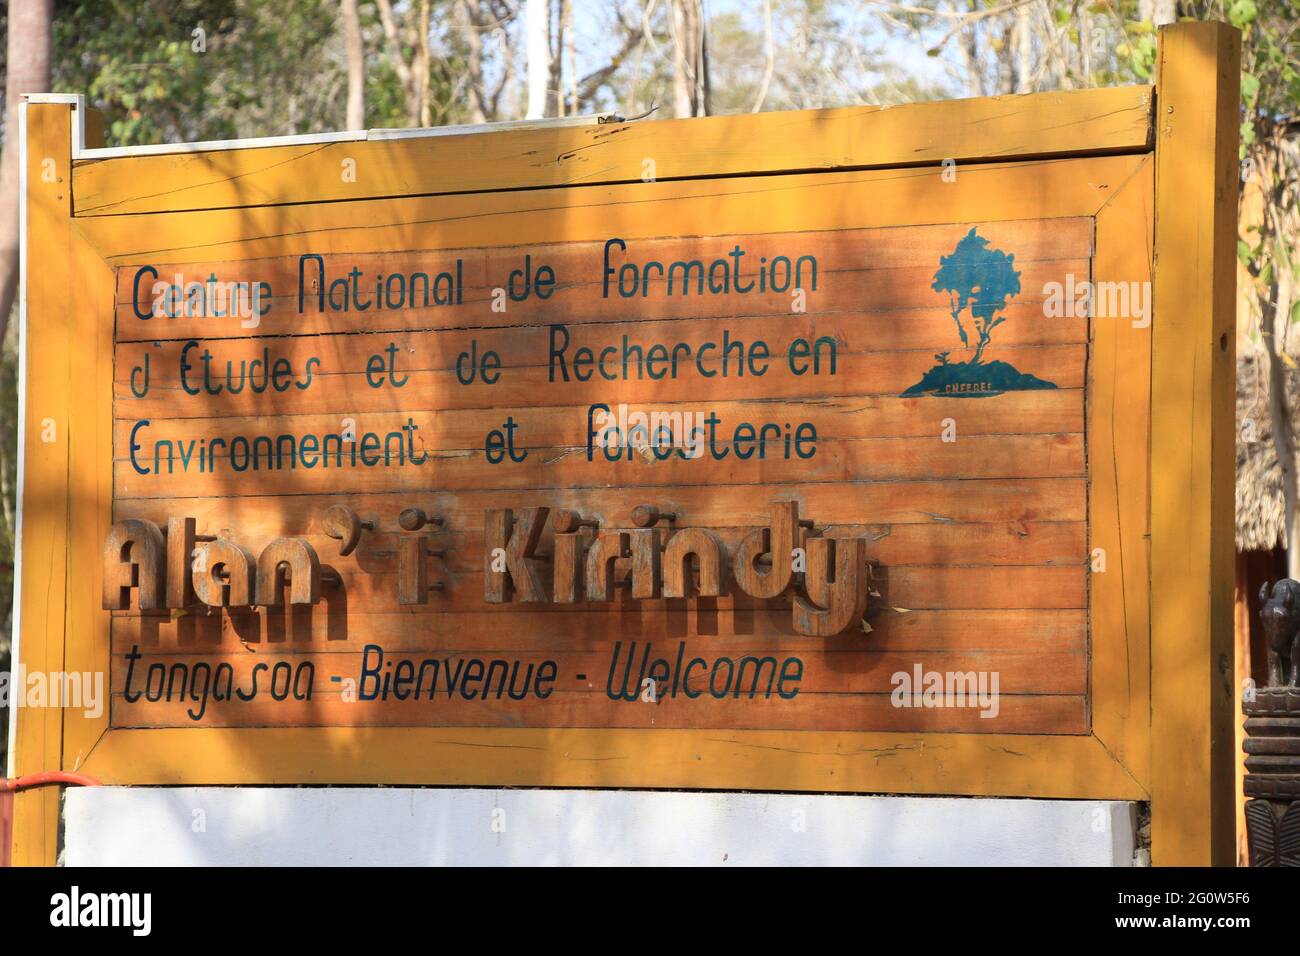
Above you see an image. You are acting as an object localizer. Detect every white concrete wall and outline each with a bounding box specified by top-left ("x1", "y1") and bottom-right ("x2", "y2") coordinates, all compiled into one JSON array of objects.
[{"x1": 63, "y1": 788, "x2": 1140, "y2": 866}]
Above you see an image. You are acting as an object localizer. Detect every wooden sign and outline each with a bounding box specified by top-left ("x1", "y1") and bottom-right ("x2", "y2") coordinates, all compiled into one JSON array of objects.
[
  {"x1": 12, "y1": 23, "x2": 1241, "y2": 866},
  {"x1": 105, "y1": 217, "x2": 1087, "y2": 734}
]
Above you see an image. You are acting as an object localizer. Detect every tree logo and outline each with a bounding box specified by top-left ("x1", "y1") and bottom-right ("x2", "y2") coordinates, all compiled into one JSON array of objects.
[{"x1": 901, "y1": 227, "x2": 1057, "y2": 397}]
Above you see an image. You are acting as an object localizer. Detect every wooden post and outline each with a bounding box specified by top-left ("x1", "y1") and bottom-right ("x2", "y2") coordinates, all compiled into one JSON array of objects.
[
  {"x1": 1150, "y1": 21, "x2": 1241, "y2": 866},
  {"x1": 10, "y1": 97, "x2": 108, "y2": 866},
  {"x1": 10, "y1": 99, "x2": 76, "y2": 867}
]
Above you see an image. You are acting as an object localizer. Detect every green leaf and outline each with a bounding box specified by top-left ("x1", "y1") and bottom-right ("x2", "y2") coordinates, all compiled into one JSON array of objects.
[
  {"x1": 1291, "y1": 301, "x2": 1300, "y2": 325},
  {"x1": 1228, "y1": 0, "x2": 1259, "y2": 29},
  {"x1": 1239, "y1": 240, "x2": 1254, "y2": 267},
  {"x1": 1241, "y1": 72, "x2": 1260, "y2": 104}
]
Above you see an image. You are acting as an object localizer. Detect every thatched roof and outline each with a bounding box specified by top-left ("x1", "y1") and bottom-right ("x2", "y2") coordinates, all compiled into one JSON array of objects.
[{"x1": 1237, "y1": 353, "x2": 1290, "y2": 552}]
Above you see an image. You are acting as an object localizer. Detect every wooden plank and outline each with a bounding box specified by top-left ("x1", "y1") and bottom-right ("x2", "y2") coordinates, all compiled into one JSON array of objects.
[
  {"x1": 1150, "y1": 21, "x2": 1240, "y2": 866},
  {"x1": 1090, "y1": 156, "x2": 1154, "y2": 785},
  {"x1": 112, "y1": 338, "x2": 1085, "y2": 417},
  {"x1": 75, "y1": 727, "x2": 1147, "y2": 799},
  {"x1": 73, "y1": 155, "x2": 1141, "y2": 271},
  {"x1": 109, "y1": 691, "x2": 1088, "y2": 735},
  {"x1": 113, "y1": 320, "x2": 1086, "y2": 421},
  {"x1": 110, "y1": 218, "x2": 1094, "y2": 321},
  {"x1": 107, "y1": 647, "x2": 1086, "y2": 698},
  {"x1": 114, "y1": 391, "x2": 1084, "y2": 443},
  {"x1": 109, "y1": 229, "x2": 1093, "y2": 342},
  {"x1": 113, "y1": 430, "x2": 1086, "y2": 499},
  {"x1": 113, "y1": 259, "x2": 1090, "y2": 345},
  {"x1": 102, "y1": 562, "x2": 1085, "y2": 617},
  {"x1": 111, "y1": 215, "x2": 1095, "y2": 291},
  {"x1": 110, "y1": 479, "x2": 1086, "y2": 528},
  {"x1": 110, "y1": 607, "x2": 1088, "y2": 654},
  {"x1": 72, "y1": 86, "x2": 1154, "y2": 217},
  {"x1": 106, "y1": 515, "x2": 1086, "y2": 575},
  {"x1": 61, "y1": 220, "x2": 117, "y2": 773},
  {"x1": 11, "y1": 103, "x2": 73, "y2": 868},
  {"x1": 0, "y1": 791, "x2": 10, "y2": 867}
]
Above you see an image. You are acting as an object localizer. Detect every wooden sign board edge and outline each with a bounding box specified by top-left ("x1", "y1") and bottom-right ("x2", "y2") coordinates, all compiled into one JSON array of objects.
[
  {"x1": 12, "y1": 23, "x2": 1238, "y2": 867},
  {"x1": 68, "y1": 84, "x2": 1155, "y2": 218}
]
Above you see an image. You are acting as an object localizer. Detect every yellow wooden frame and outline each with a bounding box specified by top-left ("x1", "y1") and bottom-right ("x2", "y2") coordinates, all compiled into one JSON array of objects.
[{"x1": 11, "y1": 22, "x2": 1238, "y2": 866}]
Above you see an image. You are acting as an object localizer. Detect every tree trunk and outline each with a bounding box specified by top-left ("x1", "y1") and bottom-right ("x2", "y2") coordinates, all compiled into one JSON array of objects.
[
  {"x1": 0, "y1": 0, "x2": 54, "y2": 349},
  {"x1": 416, "y1": 0, "x2": 432, "y2": 126},
  {"x1": 751, "y1": 0, "x2": 774, "y2": 113},
  {"x1": 697, "y1": 1, "x2": 711, "y2": 117},
  {"x1": 1140, "y1": 0, "x2": 1177, "y2": 25},
  {"x1": 341, "y1": 0, "x2": 365, "y2": 130},
  {"x1": 960, "y1": 0, "x2": 982, "y2": 98},
  {"x1": 670, "y1": 0, "x2": 694, "y2": 117},
  {"x1": 1255, "y1": 149, "x2": 1300, "y2": 577},
  {"x1": 669, "y1": 0, "x2": 709, "y2": 118},
  {"x1": 1261, "y1": 210, "x2": 1300, "y2": 577},
  {"x1": 525, "y1": 0, "x2": 551, "y2": 119},
  {"x1": 375, "y1": 0, "x2": 421, "y2": 126},
  {"x1": 564, "y1": 0, "x2": 577, "y2": 115},
  {"x1": 1264, "y1": 307, "x2": 1300, "y2": 578},
  {"x1": 550, "y1": 0, "x2": 567, "y2": 117},
  {"x1": 1013, "y1": 5, "x2": 1033, "y2": 94},
  {"x1": 456, "y1": 0, "x2": 488, "y2": 123}
]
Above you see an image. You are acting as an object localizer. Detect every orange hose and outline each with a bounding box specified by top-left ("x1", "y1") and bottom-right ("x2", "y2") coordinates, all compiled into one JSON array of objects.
[{"x1": 0, "y1": 771, "x2": 102, "y2": 792}]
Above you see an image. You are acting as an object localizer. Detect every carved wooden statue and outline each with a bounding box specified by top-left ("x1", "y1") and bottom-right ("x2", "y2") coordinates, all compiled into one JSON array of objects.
[
  {"x1": 1243, "y1": 578, "x2": 1300, "y2": 866},
  {"x1": 1259, "y1": 580, "x2": 1300, "y2": 688}
]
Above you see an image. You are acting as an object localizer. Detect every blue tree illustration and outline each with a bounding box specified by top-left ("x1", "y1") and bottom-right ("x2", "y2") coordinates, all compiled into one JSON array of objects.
[{"x1": 931, "y1": 228, "x2": 1021, "y2": 365}]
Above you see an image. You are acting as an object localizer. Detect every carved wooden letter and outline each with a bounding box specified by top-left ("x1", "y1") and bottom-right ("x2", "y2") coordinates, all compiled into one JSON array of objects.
[
  {"x1": 734, "y1": 501, "x2": 800, "y2": 599},
  {"x1": 322, "y1": 504, "x2": 371, "y2": 556},
  {"x1": 193, "y1": 539, "x2": 255, "y2": 607},
  {"x1": 661, "y1": 528, "x2": 725, "y2": 598},
  {"x1": 552, "y1": 532, "x2": 586, "y2": 604},
  {"x1": 398, "y1": 536, "x2": 429, "y2": 605},
  {"x1": 792, "y1": 537, "x2": 870, "y2": 637},
  {"x1": 585, "y1": 531, "x2": 630, "y2": 602},
  {"x1": 165, "y1": 517, "x2": 199, "y2": 609},
  {"x1": 255, "y1": 537, "x2": 323, "y2": 606},
  {"x1": 483, "y1": 507, "x2": 549, "y2": 603},
  {"x1": 103, "y1": 519, "x2": 166, "y2": 610},
  {"x1": 629, "y1": 529, "x2": 662, "y2": 600}
]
